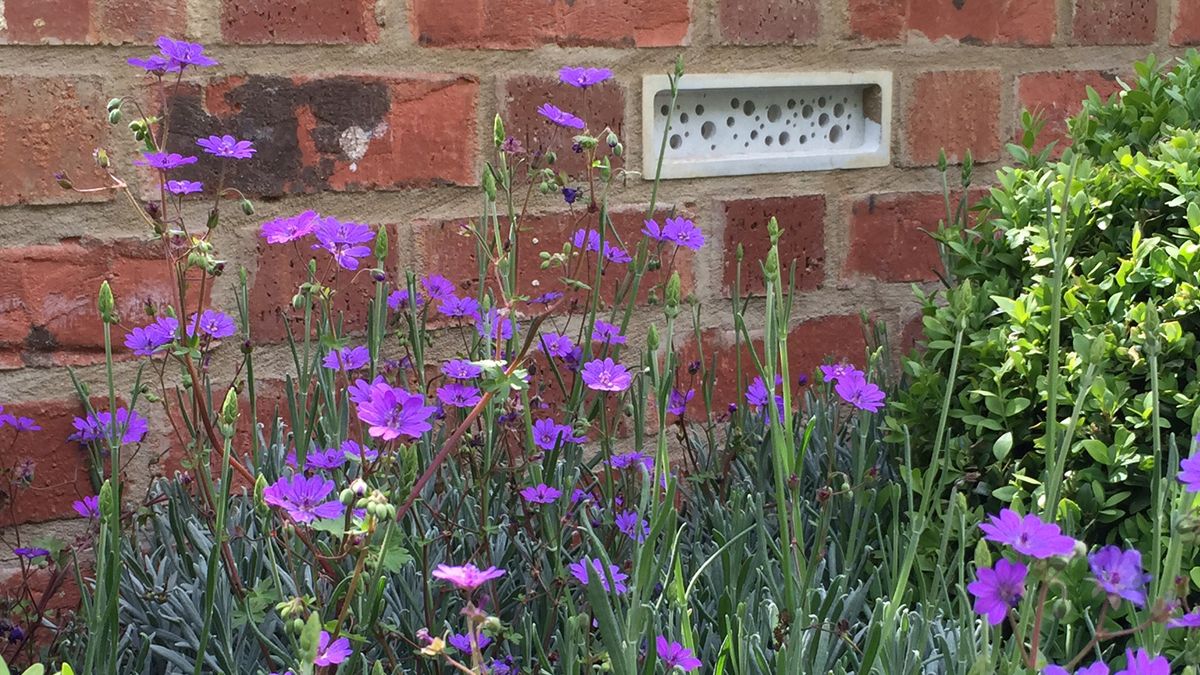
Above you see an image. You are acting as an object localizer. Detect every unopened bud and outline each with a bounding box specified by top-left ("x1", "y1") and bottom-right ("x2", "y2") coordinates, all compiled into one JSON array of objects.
[
  {"x1": 374, "y1": 225, "x2": 389, "y2": 262},
  {"x1": 766, "y1": 216, "x2": 780, "y2": 244},
  {"x1": 606, "y1": 132, "x2": 619, "y2": 148},
  {"x1": 54, "y1": 171, "x2": 73, "y2": 190},
  {"x1": 108, "y1": 109, "x2": 122, "y2": 125},
  {"x1": 220, "y1": 386, "x2": 239, "y2": 433},
  {"x1": 98, "y1": 281, "x2": 116, "y2": 324},
  {"x1": 482, "y1": 167, "x2": 497, "y2": 202},
  {"x1": 647, "y1": 324, "x2": 659, "y2": 351},
  {"x1": 493, "y1": 114, "x2": 506, "y2": 149},
  {"x1": 94, "y1": 148, "x2": 110, "y2": 168},
  {"x1": 240, "y1": 198, "x2": 255, "y2": 216}
]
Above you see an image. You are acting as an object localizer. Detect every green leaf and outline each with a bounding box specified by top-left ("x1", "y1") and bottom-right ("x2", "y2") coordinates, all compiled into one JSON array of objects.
[
  {"x1": 1081, "y1": 439, "x2": 1116, "y2": 466},
  {"x1": 992, "y1": 432, "x2": 1013, "y2": 461}
]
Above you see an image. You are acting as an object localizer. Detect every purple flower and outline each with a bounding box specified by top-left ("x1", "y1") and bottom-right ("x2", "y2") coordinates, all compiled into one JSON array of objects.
[
  {"x1": 196, "y1": 135, "x2": 255, "y2": 159},
  {"x1": 604, "y1": 246, "x2": 632, "y2": 264},
  {"x1": 980, "y1": 509, "x2": 1078, "y2": 559},
  {"x1": 477, "y1": 308, "x2": 515, "y2": 342},
  {"x1": 153, "y1": 36, "x2": 218, "y2": 70},
  {"x1": 124, "y1": 316, "x2": 178, "y2": 355},
  {"x1": 1115, "y1": 649, "x2": 1168, "y2": 675},
  {"x1": 70, "y1": 408, "x2": 148, "y2": 445},
  {"x1": 562, "y1": 186, "x2": 581, "y2": 204},
  {"x1": 421, "y1": 275, "x2": 456, "y2": 303},
  {"x1": 315, "y1": 631, "x2": 352, "y2": 667},
  {"x1": 348, "y1": 375, "x2": 387, "y2": 405},
  {"x1": 356, "y1": 386, "x2": 436, "y2": 441},
  {"x1": 537, "y1": 103, "x2": 585, "y2": 129},
  {"x1": 262, "y1": 475, "x2": 344, "y2": 523},
  {"x1": 819, "y1": 363, "x2": 862, "y2": 384},
  {"x1": 667, "y1": 389, "x2": 694, "y2": 416},
  {"x1": 387, "y1": 289, "x2": 422, "y2": 311},
  {"x1": 341, "y1": 439, "x2": 377, "y2": 463},
  {"x1": 1170, "y1": 608, "x2": 1200, "y2": 628},
  {"x1": 643, "y1": 219, "x2": 667, "y2": 242},
  {"x1": 312, "y1": 217, "x2": 375, "y2": 271},
  {"x1": 559, "y1": 66, "x2": 614, "y2": 88},
  {"x1": 323, "y1": 345, "x2": 370, "y2": 371},
  {"x1": 136, "y1": 151, "x2": 198, "y2": 170},
  {"x1": 1179, "y1": 454, "x2": 1200, "y2": 492},
  {"x1": 532, "y1": 418, "x2": 584, "y2": 450},
  {"x1": 569, "y1": 556, "x2": 629, "y2": 594},
  {"x1": 0, "y1": 415, "x2": 40, "y2": 432},
  {"x1": 1089, "y1": 545, "x2": 1149, "y2": 606},
  {"x1": 13, "y1": 548, "x2": 50, "y2": 560},
  {"x1": 261, "y1": 211, "x2": 319, "y2": 244},
  {"x1": 293, "y1": 446, "x2": 347, "y2": 470},
  {"x1": 615, "y1": 510, "x2": 649, "y2": 542},
  {"x1": 746, "y1": 375, "x2": 782, "y2": 408},
  {"x1": 73, "y1": 495, "x2": 100, "y2": 519},
  {"x1": 581, "y1": 358, "x2": 632, "y2": 392},
  {"x1": 967, "y1": 558, "x2": 1027, "y2": 625},
  {"x1": 610, "y1": 450, "x2": 653, "y2": 472},
  {"x1": 520, "y1": 483, "x2": 562, "y2": 504},
  {"x1": 656, "y1": 636, "x2": 702, "y2": 672},
  {"x1": 127, "y1": 55, "x2": 170, "y2": 72},
  {"x1": 662, "y1": 216, "x2": 704, "y2": 250},
  {"x1": 187, "y1": 310, "x2": 237, "y2": 340},
  {"x1": 572, "y1": 228, "x2": 602, "y2": 252},
  {"x1": 438, "y1": 295, "x2": 481, "y2": 320},
  {"x1": 448, "y1": 633, "x2": 492, "y2": 652},
  {"x1": 1046, "y1": 665, "x2": 1109, "y2": 675},
  {"x1": 432, "y1": 563, "x2": 506, "y2": 591},
  {"x1": 442, "y1": 359, "x2": 483, "y2": 380},
  {"x1": 529, "y1": 291, "x2": 563, "y2": 305},
  {"x1": 437, "y1": 383, "x2": 482, "y2": 409},
  {"x1": 834, "y1": 370, "x2": 885, "y2": 412},
  {"x1": 539, "y1": 332, "x2": 576, "y2": 358},
  {"x1": 592, "y1": 320, "x2": 626, "y2": 344},
  {"x1": 166, "y1": 180, "x2": 203, "y2": 195}
]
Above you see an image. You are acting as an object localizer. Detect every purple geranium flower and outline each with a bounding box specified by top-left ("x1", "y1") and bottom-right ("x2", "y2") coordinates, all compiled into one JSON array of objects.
[
  {"x1": 820, "y1": 363, "x2": 862, "y2": 384},
  {"x1": 387, "y1": 288, "x2": 423, "y2": 311},
  {"x1": 314, "y1": 631, "x2": 352, "y2": 667},
  {"x1": 14, "y1": 547, "x2": 50, "y2": 560},
  {"x1": 312, "y1": 217, "x2": 375, "y2": 271},
  {"x1": 662, "y1": 216, "x2": 704, "y2": 250},
  {"x1": 967, "y1": 558, "x2": 1027, "y2": 625},
  {"x1": 448, "y1": 632, "x2": 492, "y2": 652},
  {"x1": 531, "y1": 418, "x2": 584, "y2": 451},
  {"x1": 592, "y1": 320, "x2": 626, "y2": 344},
  {"x1": 477, "y1": 308, "x2": 514, "y2": 342},
  {"x1": 569, "y1": 556, "x2": 629, "y2": 594},
  {"x1": 562, "y1": 186, "x2": 581, "y2": 204},
  {"x1": 0, "y1": 415, "x2": 40, "y2": 432},
  {"x1": 262, "y1": 475, "x2": 344, "y2": 523},
  {"x1": 153, "y1": 36, "x2": 218, "y2": 70},
  {"x1": 980, "y1": 509, "x2": 1078, "y2": 559},
  {"x1": 432, "y1": 563, "x2": 506, "y2": 591},
  {"x1": 604, "y1": 245, "x2": 632, "y2": 264},
  {"x1": 610, "y1": 450, "x2": 653, "y2": 472},
  {"x1": 539, "y1": 332, "x2": 576, "y2": 358},
  {"x1": 341, "y1": 439, "x2": 377, "y2": 463},
  {"x1": 834, "y1": 371, "x2": 886, "y2": 412},
  {"x1": 581, "y1": 358, "x2": 632, "y2": 392},
  {"x1": 529, "y1": 291, "x2": 563, "y2": 305},
  {"x1": 442, "y1": 359, "x2": 483, "y2": 380},
  {"x1": 656, "y1": 636, "x2": 702, "y2": 672},
  {"x1": 70, "y1": 408, "x2": 148, "y2": 445},
  {"x1": 421, "y1": 274, "x2": 456, "y2": 303},
  {"x1": 128, "y1": 54, "x2": 171, "y2": 72},
  {"x1": 260, "y1": 211, "x2": 319, "y2": 244},
  {"x1": 348, "y1": 375, "x2": 387, "y2": 405},
  {"x1": 187, "y1": 309, "x2": 237, "y2": 340},
  {"x1": 559, "y1": 66, "x2": 614, "y2": 88},
  {"x1": 572, "y1": 228, "x2": 602, "y2": 252},
  {"x1": 746, "y1": 375, "x2": 782, "y2": 407},
  {"x1": 1089, "y1": 545, "x2": 1150, "y2": 606},
  {"x1": 356, "y1": 385, "x2": 436, "y2": 441},
  {"x1": 615, "y1": 510, "x2": 649, "y2": 542},
  {"x1": 520, "y1": 483, "x2": 562, "y2": 505},
  {"x1": 643, "y1": 219, "x2": 667, "y2": 242},
  {"x1": 304, "y1": 446, "x2": 348, "y2": 470},
  {"x1": 1115, "y1": 649, "x2": 1168, "y2": 675},
  {"x1": 196, "y1": 134, "x2": 255, "y2": 159},
  {"x1": 124, "y1": 316, "x2": 178, "y2": 355},
  {"x1": 136, "y1": 151, "x2": 198, "y2": 170},
  {"x1": 1179, "y1": 454, "x2": 1200, "y2": 492},
  {"x1": 166, "y1": 180, "x2": 203, "y2": 195},
  {"x1": 1169, "y1": 608, "x2": 1200, "y2": 628},
  {"x1": 73, "y1": 495, "x2": 100, "y2": 519},
  {"x1": 438, "y1": 295, "x2": 481, "y2": 320},
  {"x1": 437, "y1": 383, "x2": 482, "y2": 409},
  {"x1": 537, "y1": 103, "x2": 585, "y2": 129},
  {"x1": 667, "y1": 389, "x2": 694, "y2": 416},
  {"x1": 322, "y1": 345, "x2": 370, "y2": 371}
]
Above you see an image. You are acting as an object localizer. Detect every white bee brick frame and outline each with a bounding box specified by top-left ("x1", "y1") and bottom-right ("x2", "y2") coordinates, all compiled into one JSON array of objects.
[{"x1": 641, "y1": 71, "x2": 893, "y2": 179}]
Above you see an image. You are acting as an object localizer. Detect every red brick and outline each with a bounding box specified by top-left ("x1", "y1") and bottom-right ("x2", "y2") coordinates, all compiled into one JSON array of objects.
[
  {"x1": 904, "y1": 70, "x2": 1001, "y2": 166},
  {"x1": 846, "y1": 192, "x2": 948, "y2": 283},
  {"x1": 718, "y1": 0, "x2": 820, "y2": 45},
  {"x1": 1017, "y1": 70, "x2": 1124, "y2": 154},
  {"x1": 248, "y1": 225, "x2": 398, "y2": 343},
  {"x1": 1073, "y1": 0, "x2": 1156, "y2": 44},
  {"x1": 162, "y1": 378, "x2": 288, "y2": 479},
  {"x1": 721, "y1": 195, "x2": 825, "y2": 296},
  {"x1": 897, "y1": 312, "x2": 926, "y2": 356},
  {"x1": 415, "y1": 207, "x2": 694, "y2": 308},
  {"x1": 849, "y1": 0, "x2": 1055, "y2": 44},
  {"x1": 0, "y1": 399, "x2": 95, "y2": 527},
  {"x1": 1173, "y1": 0, "x2": 1200, "y2": 44},
  {"x1": 167, "y1": 75, "x2": 478, "y2": 197},
  {"x1": 1, "y1": 0, "x2": 185, "y2": 44},
  {"x1": 500, "y1": 75, "x2": 624, "y2": 176},
  {"x1": 410, "y1": 0, "x2": 689, "y2": 49},
  {"x1": 0, "y1": 238, "x2": 204, "y2": 367},
  {"x1": 0, "y1": 76, "x2": 109, "y2": 206},
  {"x1": 221, "y1": 0, "x2": 379, "y2": 43}
]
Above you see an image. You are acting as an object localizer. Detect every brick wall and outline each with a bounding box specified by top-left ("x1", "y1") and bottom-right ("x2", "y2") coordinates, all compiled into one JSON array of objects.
[{"x1": 0, "y1": 0, "x2": 1190, "y2": 547}]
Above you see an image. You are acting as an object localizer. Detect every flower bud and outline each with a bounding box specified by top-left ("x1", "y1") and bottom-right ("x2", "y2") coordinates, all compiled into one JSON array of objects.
[
  {"x1": 766, "y1": 216, "x2": 781, "y2": 244},
  {"x1": 674, "y1": 54, "x2": 685, "y2": 79},
  {"x1": 94, "y1": 148, "x2": 110, "y2": 168},
  {"x1": 240, "y1": 198, "x2": 255, "y2": 216},
  {"x1": 219, "y1": 386, "x2": 239, "y2": 434},
  {"x1": 482, "y1": 166, "x2": 497, "y2": 202},
  {"x1": 606, "y1": 132, "x2": 619, "y2": 148},
  {"x1": 107, "y1": 97, "x2": 122, "y2": 112},
  {"x1": 647, "y1": 324, "x2": 659, "y2": 351},
  {"x1": 97, "y1": 281, "x2": 117, "y2": 324},
  {"x1": 374, "y1": 225, "x2": 389, "y2": 262},
  {"x1": 493, "y1": 114, "x2": 506, "y2": 149},
  {"x1": 613, "y1": 143, "x2": 624, "y2": 157},
  {"x1": 108, "y1": 109, "x2": 122, "y2": 125},
  {"x1": 545, "y1": 151, "x2": 557, "y2": 165},
  {"x1": 207, "y1": 209, "x2": 219, "y2": 230},
  {"x1": 665, "y1": 271, "x2": 681, "y2": 311},
  {"x1": 54, "y1": 171, "x2": 73, "y2": 190},
  {"x1": 350, "y1": 477, "x2": 368, "y2": 497},
  {"x1": 763, "y1": 248, "x2": 780, "y2": 280}
]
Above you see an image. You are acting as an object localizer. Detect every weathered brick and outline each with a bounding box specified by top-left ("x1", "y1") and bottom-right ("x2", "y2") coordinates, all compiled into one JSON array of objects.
[
  {"x1": 410, "y1": 0, "x2": 689, "y2": 49},
  {"x1": 0, "y1": 238, "x2": 202, "y2": 367},
  {"x1": 1017, "y1": 70, "x2": 1123, "y2": 153},
  {"x1": 1172, "y1": 0, "x2": 1200, "y2": 44},
  {"x1": 248, "y1": 224, "x2": 398, "y2": 343},
  {"x1": 718, "y1": 0, "x2": 820, "y2": 45},
  {"x1": 221, "y1": 0, "x2": 379, "y2": 43},
  {"x1": 0, "y1": 399, "x2": 95, "y2": 527},
  {"x1": 1072, "y1": 0, "x2": 1156, "y2": 44},
  {"x1": 0, "y1": 76, "x2": 109, "y2": 206},
  {"x1": 720, "y1": 195, "x2": 825, "y2": 296},
  {"x1": 849, "y1": 0, "x2": 1055, "y2": 44},
  {"x1": 1, "y1": 0, "x2": 185, "y2": 44},
  {"x1": 500, "y1": 75, "x2": 625, "y2": 176},
  {"x1": 167, "y1": 75, "x2": 478, "y2": 197},
  {"x1": 846, "y1": 192, "x2": 947, "y2": 283},
  {"x1": 904, "y1": 70, "x2": 1001, "y2": 166}
]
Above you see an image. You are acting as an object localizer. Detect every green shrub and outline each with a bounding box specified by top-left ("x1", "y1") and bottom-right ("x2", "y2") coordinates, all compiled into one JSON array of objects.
[{"x1": 891, "y1": 51, "x2": 1200, "y2": 545}]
